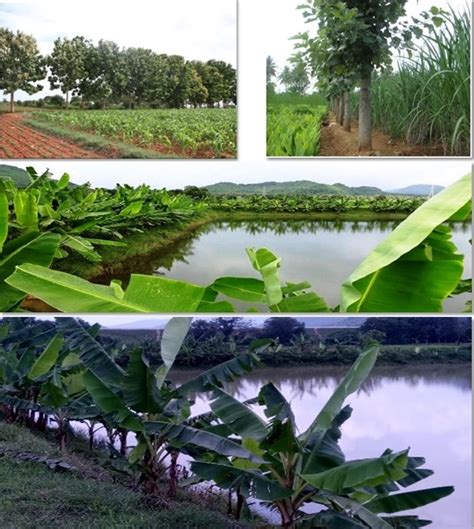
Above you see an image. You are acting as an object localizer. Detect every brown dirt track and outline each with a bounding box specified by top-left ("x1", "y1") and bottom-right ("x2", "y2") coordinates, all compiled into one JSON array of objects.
[
  {"x1": 320, "y1": 114, "x2": 444, "y2": 157},
  {"x1": 0, "y1": 113, "x2": 99, "y2": 159}
]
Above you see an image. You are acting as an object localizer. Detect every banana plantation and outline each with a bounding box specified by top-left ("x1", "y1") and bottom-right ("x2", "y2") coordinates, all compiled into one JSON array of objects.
[
  {"x1": 0, "y1": 317, "x2": 458, "y2": 528},
  {"x1": 0, "y1": 167, "x2": 471, "y2": 313}
]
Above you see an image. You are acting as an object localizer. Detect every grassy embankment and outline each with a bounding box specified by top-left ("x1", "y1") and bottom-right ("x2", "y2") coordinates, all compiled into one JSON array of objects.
[{"x1": 0, "y1": 422, "x2": 248, "y2": 529}]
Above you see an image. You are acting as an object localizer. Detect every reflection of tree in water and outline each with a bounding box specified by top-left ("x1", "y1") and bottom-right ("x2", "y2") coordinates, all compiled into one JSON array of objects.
[{"x1": 171, "y1": 364, "x2": 472, "y2": 402}]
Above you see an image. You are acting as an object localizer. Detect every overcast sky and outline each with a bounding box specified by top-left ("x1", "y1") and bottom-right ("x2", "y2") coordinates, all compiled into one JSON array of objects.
[
  {"x1": 264, "y1": 0, "x2": 471, "y2": 88},
  {"x1": 1, "y1": 160, "x2": 470, "y2": 189},
  {"x1": 0, "y1": 0, "x2": 236, "y2": 100}
]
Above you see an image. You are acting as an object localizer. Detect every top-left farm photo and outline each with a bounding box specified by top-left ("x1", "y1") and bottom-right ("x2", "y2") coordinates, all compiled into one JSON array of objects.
[{"x1": 0, "y1": 0, "x2": 237, "y2": 159}]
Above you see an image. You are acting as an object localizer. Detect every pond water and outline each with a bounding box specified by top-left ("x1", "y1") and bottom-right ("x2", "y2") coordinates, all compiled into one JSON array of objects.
[
  {"x1": 115, "y1": 220, "x2": 472, "y2": 312},
  {"x1": 171, "y1": 364, "x2": 472, "y2": 529}
]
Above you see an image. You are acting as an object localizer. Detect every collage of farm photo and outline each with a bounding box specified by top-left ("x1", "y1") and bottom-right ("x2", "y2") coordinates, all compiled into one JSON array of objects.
[{"x1": 0, "y1": 1, "x2": 472, "y2": 529}]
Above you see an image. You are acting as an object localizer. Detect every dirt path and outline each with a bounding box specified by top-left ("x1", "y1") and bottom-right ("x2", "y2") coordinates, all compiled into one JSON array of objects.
[
  {"x1": 0, "y1": 113, "x2": 101, "y2": 159},
  {"x1": 320, "y1": 114, "x2": 443, "y2": 157}
]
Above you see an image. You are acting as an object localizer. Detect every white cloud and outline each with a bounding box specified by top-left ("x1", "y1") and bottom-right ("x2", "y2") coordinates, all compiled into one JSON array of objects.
[{"x1": 0, "y1": 0, "x2": 236, "y2": 100}]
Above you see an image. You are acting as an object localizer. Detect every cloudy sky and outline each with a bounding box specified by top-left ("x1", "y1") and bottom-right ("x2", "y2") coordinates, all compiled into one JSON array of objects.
[
  {"x1": 1, "y1": 160, "x2": 470, "y2": 189},
  {"x1": 263, "y1": 0, "x2": 470, "y2": 87},
  {"x1": 0, "y1": 0, "x2": 236, "y2": 100}
]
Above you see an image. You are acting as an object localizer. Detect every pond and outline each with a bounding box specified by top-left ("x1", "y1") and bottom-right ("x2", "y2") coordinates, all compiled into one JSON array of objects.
[
  {"x1": 171, "y1": 364, "x2": 472, "y2": 529},
  {"x1": 111, "y1": 220, "x2": 472, "y2": 312}
]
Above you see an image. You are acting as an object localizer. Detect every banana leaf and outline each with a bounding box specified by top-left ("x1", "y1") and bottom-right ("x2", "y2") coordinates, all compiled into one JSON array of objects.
[
  {"x1": 365, "y1": 486, "x2": 454, "y2": 514},
  {"x1": 341, "y1": 174, "x2": 471, "y2": 312},
  {"x1": 28, "y1": 334, "x2": 64, "y2": 380},
  {"x1": 6, "y1": 265, "x2": 208, "y2": 312}
]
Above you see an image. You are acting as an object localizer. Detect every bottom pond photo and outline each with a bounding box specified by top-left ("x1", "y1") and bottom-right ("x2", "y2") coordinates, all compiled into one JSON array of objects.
[{"x1": 0, "y1": 315, "x2": 471, "y2": 529}]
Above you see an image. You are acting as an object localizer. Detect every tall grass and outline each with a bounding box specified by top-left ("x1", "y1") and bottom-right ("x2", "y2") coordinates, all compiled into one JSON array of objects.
[{"x1": 353, "y1": 7, "x2": 471, "y2": 155}]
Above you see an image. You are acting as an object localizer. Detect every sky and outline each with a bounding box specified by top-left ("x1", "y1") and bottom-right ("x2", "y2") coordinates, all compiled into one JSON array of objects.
[
  {"x1": 0, "y1": 0, "x2": 236, "y2": 100},
  {"x1": 263, "y1": 0, "x2": 471, "y2": 89},
  {"x1": 1, "y1": 160, "x2": 470, "y2": 190}
]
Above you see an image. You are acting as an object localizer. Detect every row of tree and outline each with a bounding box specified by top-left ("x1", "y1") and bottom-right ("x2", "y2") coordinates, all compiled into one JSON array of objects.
[
  {"x1": 293, "y1": 1, "x2": 445, "y2": 149},
  {"x1": 0, "y1": 29, "x2": 236, "y2": 112}
]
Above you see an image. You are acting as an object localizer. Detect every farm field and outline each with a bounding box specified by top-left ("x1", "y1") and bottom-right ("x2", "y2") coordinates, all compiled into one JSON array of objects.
[
  {"x1": 0, "y1": 165, "x2": 471, "y2": 314},
  {"x1": 0, "y1": 316, "x2": 471, "y2": 529},
  {"x1": 26, "y1": 108, "x2": 237, "y2": 159},
  {"x1": 0, "y1": 108, "x2": 237, "y2": 159},
  {"x1": 266, "y1": 4, "x2": 471, "y2": 157}
]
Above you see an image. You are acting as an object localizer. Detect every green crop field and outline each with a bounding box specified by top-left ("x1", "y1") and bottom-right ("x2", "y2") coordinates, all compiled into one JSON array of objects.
[
  {"x1": 267, "y1": 93, "x2": 327, "y2": 156},
  {"x1": 30, "y1": 108, "x2": 237, "y2": 158}
]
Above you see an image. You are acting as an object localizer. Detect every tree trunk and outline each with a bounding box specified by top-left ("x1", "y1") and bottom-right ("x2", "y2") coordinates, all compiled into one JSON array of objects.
[
  {"x1": 168, "y1": 451, "x2": 179, "y2": 497},
  {"x1": 337, "y1": 96, "x2": 344, "y2": 126},
  {"x1": 9, "y1": 91, "x2": 15, "y2": 113},
  {"x1": 359, "y1": 73, "x2": 373, "y2": 150},
  {"x1": 65, "y1": 90, "x2": 69, "y2": 109},
  {"x1": 343, "y1": 91, "x2": 351, "y2": 132}
]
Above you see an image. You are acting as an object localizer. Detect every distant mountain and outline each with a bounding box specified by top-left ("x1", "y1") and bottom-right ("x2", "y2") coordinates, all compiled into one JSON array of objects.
[
  {"x1": 204, "y1": 180, "x2": 384, "y2": 196},
  {"x1": 0, "y1": 164, "x2": 31, "y2": 187},
  {"x1": 389, "y1": 185, "x2": 444, "y2": 196}
]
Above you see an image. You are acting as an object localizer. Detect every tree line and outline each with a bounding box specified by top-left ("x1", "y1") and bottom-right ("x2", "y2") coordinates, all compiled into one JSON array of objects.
[{"x1": 0, "y1": 29, "x2": 236, "y2": 112}]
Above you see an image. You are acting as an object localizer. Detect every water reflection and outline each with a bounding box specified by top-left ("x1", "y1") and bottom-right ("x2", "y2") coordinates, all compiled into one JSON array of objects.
[
  {"x1": 170, "y1": 364, "x2": 472, "y2": 529},
  {"x1": 94, "y1": 220, "x2": 472, "y2": 312}
]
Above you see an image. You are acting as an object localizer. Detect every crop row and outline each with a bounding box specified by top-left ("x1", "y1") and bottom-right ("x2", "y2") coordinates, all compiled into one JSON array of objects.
[
  {"x1": 32, "y1": 108, "x2": 237, "y2": 157},
  {"x1": 267, "y1": 103, "x2": 327, "y2": 156}
]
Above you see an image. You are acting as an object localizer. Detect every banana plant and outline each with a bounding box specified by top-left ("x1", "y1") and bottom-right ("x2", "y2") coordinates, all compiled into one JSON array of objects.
[{"x1": 187, "y1": 343, "x2": 454, "y2": 528}]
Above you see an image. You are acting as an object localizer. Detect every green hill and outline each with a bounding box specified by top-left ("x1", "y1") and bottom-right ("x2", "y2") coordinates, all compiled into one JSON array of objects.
[
  {"x1": 204, "y1": 180, "x2": 384, "y2": 196},
  {"x1": 0, "y1": 165, "x2": 31, "y2": 187}
]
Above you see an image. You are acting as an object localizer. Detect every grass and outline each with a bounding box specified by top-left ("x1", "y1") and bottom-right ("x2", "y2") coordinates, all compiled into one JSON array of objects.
[
  {"x1": 0, "y1": 422, "x2": 247, "y2": 529},
  {"x1": 24, "y1": 119, "x2": 177, "y2": 159}
]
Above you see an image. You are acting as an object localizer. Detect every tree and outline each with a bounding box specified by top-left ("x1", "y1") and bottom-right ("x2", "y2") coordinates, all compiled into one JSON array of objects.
[
  {"x1": 186, "y1": 65, "x2": 208, "y2": 107},
  {"x1": 298, "y1": 0, "x2": 409, "y2": 149},
  {"x1": 266, "y1": 55, "x2": 277, "y2": 93},
  {"x1": 262, "y1": 317, "x2": 305, "y2": 345},
  {"x1": 0, "y1": 28, "x2": 45, "y2": 112},
  {"x1": 121, "y1": 47, "x2": 156, "y2": 109},
  {"x1": 48, "y1": 36, "x2": 89, "y2": 109},
  {"x1": 278, "y1": 58, "x2": 310, "y2": 94}
]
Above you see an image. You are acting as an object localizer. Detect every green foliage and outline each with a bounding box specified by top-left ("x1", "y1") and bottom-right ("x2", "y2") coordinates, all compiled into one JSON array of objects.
[
  {"x1": 0, "y1": 28, "x2": 45, "y2": 110},
  {"x1": 267, "y1": 94, "x2": 327, "y2": 156}
]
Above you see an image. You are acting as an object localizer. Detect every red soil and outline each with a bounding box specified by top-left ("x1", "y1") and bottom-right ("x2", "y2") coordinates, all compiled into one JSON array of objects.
[
  {"x1": 320, "y1": 114, "x2": 444, "y2": 157},
  {"x1": 0, "y1": 113, "x2": 100, "y2": 159}
]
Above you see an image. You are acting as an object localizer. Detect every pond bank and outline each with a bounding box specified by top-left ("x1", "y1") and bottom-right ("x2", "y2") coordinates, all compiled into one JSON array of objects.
[{"x1": 55, "y1": 209, "x2": 410, "y2": 281}]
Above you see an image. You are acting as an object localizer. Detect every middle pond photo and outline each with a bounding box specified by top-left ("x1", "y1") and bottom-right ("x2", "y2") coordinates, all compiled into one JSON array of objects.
[{"x1": 0, "y1": 161, "x2": 471, "y2": 314}]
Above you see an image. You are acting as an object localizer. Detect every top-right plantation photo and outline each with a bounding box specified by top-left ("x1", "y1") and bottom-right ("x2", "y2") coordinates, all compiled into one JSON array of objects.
[{"x1": 266, "y1": 1, "x2": 471, "y2": 157}]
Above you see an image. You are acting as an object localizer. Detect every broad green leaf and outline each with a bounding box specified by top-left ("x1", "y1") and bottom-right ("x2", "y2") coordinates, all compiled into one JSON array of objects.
[
  {"x1": 302, "y1": 343, "x2": 379, "y2": 438},
  {"x1": 211, "y1": 277, "x2": 267, "y2": 303},
  {"x1": 330, "y1": 496, "x2": 393, "y2": 529},
  {"x1": 341, "y1": 174, "x2": 471, "y2": 312},
  {"x1": 145, "y1": 421, "x2": 264, "y2": 463},
  {"x1": 56, "y1": 318, "x2": 125, "y2": 386},
  {"x1": 191, "y1": 461, "x2": 292, "y2": 501},
  {"x1": 277, "y1": 292, "x2": 329, "y2": 312},
  {"x1": 128, "y1": 438, "x2": 147, "y2": 464},
  {"x1": 246, "y1": 248, "x2": 283, "y2": 307},
  {"x1": 209, "y1": 388, "x2": 268, "y2": 441},
  {"x1": 0, "y1": 232, "x2": 61, "y2": 311},
  {"x1": 6, "y1": 265, "x2": 207, "y2": 313},
  {"x1": 177, "y1": 352, "x2": 261, "y2": 396},
  {"x1": 83, "y1": 370, "x2": 143, "y2": 431},
  {"x1": 123, "y1": 349, "x2": 160, "y2": 413},
  {"x1": 62, "y1": 235, "x2": 101, "y2": 263},
  {"x1": 303, "y1": 451, "x2": 409, "y2": 493},
  {"x1": 13, "y1": 190, "x2": 39, "y2": 232},
  {"x1": 155, "y1": 317, "x2": 192, "y2": 389},
  {"x1": 365, "y1": 487, "x2": 454, "y2": 514},
  {"x1": 28, "y1": 334, "x2": 64, "y2": 380},
  {"x1": 0, "y1": 193, "x2": 7, "y2": 253}
]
